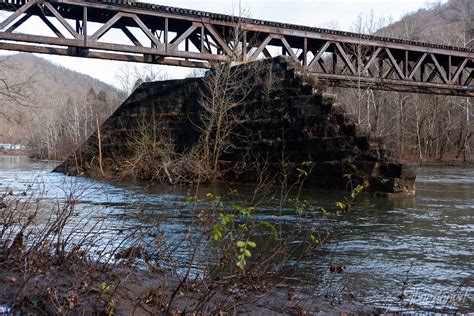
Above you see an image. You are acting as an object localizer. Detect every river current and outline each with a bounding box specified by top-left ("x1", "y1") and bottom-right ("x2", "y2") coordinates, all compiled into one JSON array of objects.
[{"x1": 0, "y1": 155, "x2": 472, "y2": 313}]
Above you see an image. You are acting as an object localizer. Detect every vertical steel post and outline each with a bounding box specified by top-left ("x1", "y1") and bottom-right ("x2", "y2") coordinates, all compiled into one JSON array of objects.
[{"x1": 83, "y1": 6, "x2": 87, "y2": 47}]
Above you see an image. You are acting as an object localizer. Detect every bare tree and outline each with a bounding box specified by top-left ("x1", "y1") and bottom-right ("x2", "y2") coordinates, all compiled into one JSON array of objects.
[
  {"x1": 0, "y1": 58, "x2": 33, "y2": 142},
  {"x1": 115, "y1": 64, "x2": 170, "y2": 97},
  {"x1": 336, "y1": 1, "x2": 473, "y2": 163},
  {"x1": 192, "y1": 7, "x2": 272, "y2": 182},
  {"x1": 0, "y1": 58, "x2": 32, "y2": 110},
  {"x1": 196, "y1": 63, "x2": 263, "y2": 181}
]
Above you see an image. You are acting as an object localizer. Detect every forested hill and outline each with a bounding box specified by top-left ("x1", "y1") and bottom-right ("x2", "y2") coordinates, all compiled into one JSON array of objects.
[
  {"x1": 4, "y1": 53, "x2": 117, "y2": 103},
  {"x1": 376, "y1": 0, "x2": 473, "y2": 48},
  {"x1": 334, "y1": 0, "x2": 473, "y2": 163},
  {"x1": 0, "y1": 53, "x2": 120, "y2": 159}
]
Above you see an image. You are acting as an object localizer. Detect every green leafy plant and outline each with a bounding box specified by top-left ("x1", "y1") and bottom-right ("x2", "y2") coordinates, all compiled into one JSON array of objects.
[
  {"x1": 335, "y1": 184, "x2": 365, "y2": 214},
  {"x1": 296, "y1": 161, "x2": 314, "y2": 178},
  {"x1": 211, "y1": 212, "x2": 235, "y2": 241},
  {"x1": 236, "y1": 239, "x2": 257, "y2": 270},
  {"x1": 309, "y1": 234, "x2": 320, "y2": 245}
]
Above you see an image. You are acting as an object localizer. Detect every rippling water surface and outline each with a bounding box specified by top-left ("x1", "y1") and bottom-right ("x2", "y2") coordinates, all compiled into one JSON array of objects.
[{"x1": 0, "y1": 155, "x2": 472, "y2": 312}]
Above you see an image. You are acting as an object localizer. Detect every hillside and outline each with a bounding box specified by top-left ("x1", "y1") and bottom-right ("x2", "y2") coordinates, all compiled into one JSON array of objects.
[
  {"x1": 0, "y1": 53, "x2": 121, "y2": 158},
  {"x1": 335, "y1": 0, "x2": 473, "y2": 163},
  {"x1": 376, "y1": 0, "x2": 473, "y2": 48},
  {"x1": 2, "y1": 53, "x2": 118, "y2": 108}
]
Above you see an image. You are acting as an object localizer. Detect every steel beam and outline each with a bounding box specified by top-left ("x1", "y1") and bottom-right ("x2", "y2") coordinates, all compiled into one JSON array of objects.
[{"x1": 0, "y1": 0, "x2": 472, "y2": 96}]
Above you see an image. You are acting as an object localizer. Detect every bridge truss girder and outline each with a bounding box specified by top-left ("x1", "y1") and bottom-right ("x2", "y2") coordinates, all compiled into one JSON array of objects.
[{"x1": 0, "y1": 0, "x2": 473, "y2": 96}]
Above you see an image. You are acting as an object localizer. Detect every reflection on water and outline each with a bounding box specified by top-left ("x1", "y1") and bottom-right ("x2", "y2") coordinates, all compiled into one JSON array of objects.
[{"x1": 0, "y1": 155, "x2": 472, "y2": 312}]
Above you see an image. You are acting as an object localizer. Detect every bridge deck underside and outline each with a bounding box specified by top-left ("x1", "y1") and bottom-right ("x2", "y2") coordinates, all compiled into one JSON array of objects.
[{"x1": 0, "y1": 0, "x2": 473, "y2": 96}]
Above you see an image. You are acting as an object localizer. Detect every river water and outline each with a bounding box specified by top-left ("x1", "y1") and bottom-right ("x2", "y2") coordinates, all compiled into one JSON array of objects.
[{"x1": 0, "y1": 155, "x2": 472, "y2": 313}]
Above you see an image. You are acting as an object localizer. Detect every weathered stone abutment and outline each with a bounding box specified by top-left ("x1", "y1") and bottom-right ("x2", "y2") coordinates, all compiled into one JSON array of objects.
[{"x1": 56, "y1": 57, "x2": 416, "y2": 195}]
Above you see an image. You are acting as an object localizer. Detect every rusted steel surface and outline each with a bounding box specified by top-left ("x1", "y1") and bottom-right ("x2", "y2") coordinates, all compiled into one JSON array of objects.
[{"x1": 0, "y1": 0, "x2": 473, "y2": 96}]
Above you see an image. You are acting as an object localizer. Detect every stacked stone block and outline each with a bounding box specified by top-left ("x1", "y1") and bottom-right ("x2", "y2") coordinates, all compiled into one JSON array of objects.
[{"x1": 56, "y1": 56, "x2": 416, "y2": 195}]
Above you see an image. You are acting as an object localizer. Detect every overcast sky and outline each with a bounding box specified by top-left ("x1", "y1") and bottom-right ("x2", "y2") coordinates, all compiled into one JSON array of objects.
[{"x1": 1, "y1": 0, "x2": 446, "y2": 88}]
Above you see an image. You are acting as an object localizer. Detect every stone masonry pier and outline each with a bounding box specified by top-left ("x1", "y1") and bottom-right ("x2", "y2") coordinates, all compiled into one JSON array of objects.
[{"x1": 56, "y1": 57, "x2": 416, "y2": 195}]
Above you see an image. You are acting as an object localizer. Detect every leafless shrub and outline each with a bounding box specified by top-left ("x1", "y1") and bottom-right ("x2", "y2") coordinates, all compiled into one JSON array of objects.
[
  {"x1": 0, "y1": 180, "x2": 160, "y2": 314},
  {"x1": 0, "y1": 160, "x2": 358, "y2": 314}
]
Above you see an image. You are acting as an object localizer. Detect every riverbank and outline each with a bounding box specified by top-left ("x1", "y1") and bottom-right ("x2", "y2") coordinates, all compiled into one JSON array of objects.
[
  {"x1": 1, "y1": 261, "x2": 376, "y2": 315},
  {"x1": 0, "y1": 177, "x2": 373, "y2": 315},
  {"x1": 0, "y1": 149, "x2": 24, "y2": 155},
  {"x1": 416, "y1": 160, "x2": 474, "y2": 167},
  {"x1": 0, "y1": 156, "x2": 472, "y2": 313}
]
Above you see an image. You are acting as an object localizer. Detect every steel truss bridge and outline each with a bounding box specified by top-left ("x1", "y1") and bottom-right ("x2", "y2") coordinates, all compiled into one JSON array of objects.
[{"x1": 0, "y1": 0, "x2": 473, "y2": 96}]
